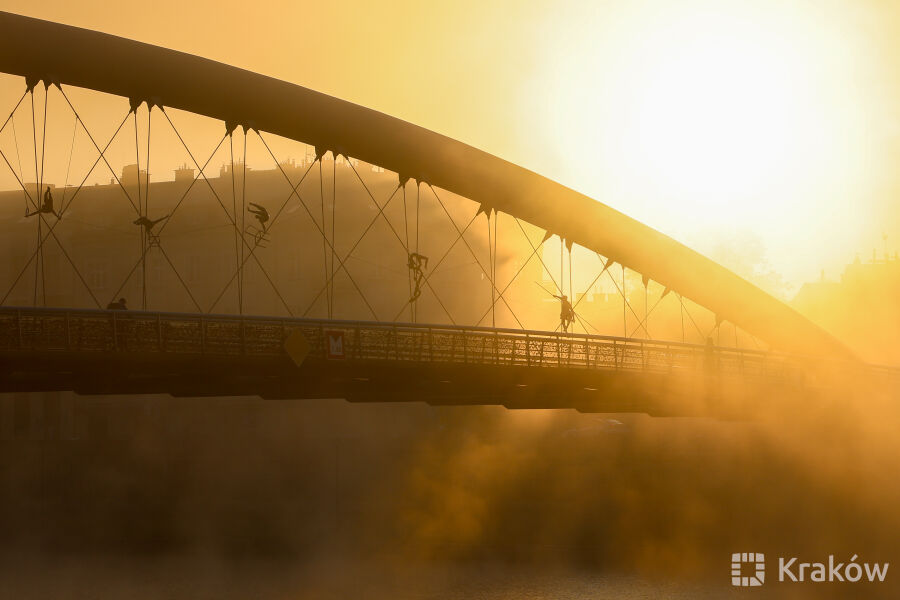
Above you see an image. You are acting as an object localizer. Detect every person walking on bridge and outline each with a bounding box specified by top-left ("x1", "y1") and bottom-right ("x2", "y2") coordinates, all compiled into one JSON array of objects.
[
  {"x1": 107, "y1": 298, "x2": 127, "y2": 310},
  {"x1": 553, "y1": 293, "x2": 575, "y2": 332}
]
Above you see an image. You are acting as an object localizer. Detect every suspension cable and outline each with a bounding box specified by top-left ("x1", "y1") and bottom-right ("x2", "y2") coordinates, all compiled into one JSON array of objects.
[
  {"x1": 160, "y1": 112, "x2": 287, "y2": 315},
  {"x1": 157, "y1": 113, "x2": 286, "y2": 316},
  {"x1": 560, "y1": 236, "x2": 564, "y2": 297},
  {"x1": 144, "y1": 105, "x2": 152, "y2": 309},
  {"x1": 319, "y1": 158, "x2": 329, "y2": 317},
  {"x1": 30, "y1": 90, "x2": 39, "y2": 204},
  {"x1": 240, "y1": 130, "x2": 247, "y2": 314},
  {"x1": 414, "y1": 182, "x2": 422, "y2": 321},
  {"x1": 0, "y1": 141, "x2": 103, "y2": 307},
  {"x1": 621, "y1": 264, "x2": 627, "y2": 336},
  {"x1": 493, "y1": 212, "x2": 498, "y2": 328},
  {"x1": 134, "y1": 108, "x2": 146, "y2": 309},
  {"x1": 0, "y1": 90, "x2": 27, "y2": 137},
  {"x1": 391, "y1": 205, "x2": 485, "y2": 324},
  {"x1": 573, "y1": 310, "x2": 600, "y2": 334},
  {"x1": 568, "y1": 242, "x2": 574, "y2": 332},
  {"x1": 628, "y1": 289, "x2": 669, "y2": 338},
  {"x1": 34, "y1": 218, "x2": 41, "y2": 305},
  {"x1": 416, "y1": 181, "x2": 421, "y2": 257},
  {"x1": 27, "y1": 96, "x2": 77, "y2": 306},
  {"x1": 10, "y1": 115, "x2": 26, "y2": 215},
  {"x1": 295, "y1": 171, "x2": 395, "y2": 322},
  {"x1": 157, "y1": 244, "x2": 203, "y2": 312},
  {"x1": 211, "y1": 132, "x2": 319, "y2": 314},
  {"x1": 0, "y1": 207, "x2": 103, "y2": 309},
  {"x1": 474, "y1": 217, "x2": 550, "y2": 326},
  {"x1": 230, "y1": 133, "x2": 239, "y2": 310},
  {"x1": 39, "y1": 87, "x2": 48, "y2": 306},
  {"x1": 146, "y1": 106, "x2": 151, "y2": 213},
  {"x1": 107, "y1": 255, "x2": 143, "y2": 309},
  {"x1": 212, "y1": 132, "x2": 342, "y2": 317},
  {"x1": 58, "y1": 87, "x2": 141, "y2": 217},
  {"x1": 604, "y1": 265, "x2": 648, "y2": 335},
  {"x1": 331, "y1": 156, "x2": 336, "y2": 317},
  {"x1": 679, "y1": 294, "x2": 706, "y2": 340},
  {"x1": 0, "y1": 106, "x2": 133, "y2": 310},
  {"x1": 428, "y1": 184, "x2": 523, "y2": 328},
  {"x1": 58, "y1": 112, "x2": 77, "y2": 210},
  {"x1": 487, "y1": 211, "x2": 495, "y2": 328},
  {"x1": 514, "y1": 218, "x2": 562, "y2": 294},
  {"x1": 30, "y1": 89, "x2": 40, "y2": 306},
  {"x1": 571, "y1": 256, "x2": 611, "y2": 312},
  {"x1": 59, "y1": 110, "x2": 132, "y2": 218},
  {"x1": 133, "y1": 109, "x2": 143, "y2": 216},
  {"x1": 340, "y1": 160, "x2": 449, "y2": 321},
  {"x1": 644, "y1": 278, "x2": 649, "y2": 338},
  {"x1": 402, "y1": 183, "x2": 412, "y2": 320}
]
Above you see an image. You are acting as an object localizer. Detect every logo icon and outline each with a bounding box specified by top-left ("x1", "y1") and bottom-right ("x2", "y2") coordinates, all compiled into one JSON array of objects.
[
  {"x1": 325, "y1": 330, "x2": 345, "y2": 360},
  {"x1": 732, "y1": 552, "x2": 765, "y2": 587}
]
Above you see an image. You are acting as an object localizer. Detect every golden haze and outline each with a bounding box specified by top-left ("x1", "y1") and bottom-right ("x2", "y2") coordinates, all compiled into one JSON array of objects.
[{"x1": 0, "y1": 0, "x2": 898, "y2": 289}]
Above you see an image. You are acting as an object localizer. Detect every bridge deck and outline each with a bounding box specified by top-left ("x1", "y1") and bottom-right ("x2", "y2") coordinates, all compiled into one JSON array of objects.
[
  {"x1": 0, "y1": 307, "x2": 825, "y2": 415},
  {"x1": 0, "y1": 307, "x2": 786, "y2": 375}
]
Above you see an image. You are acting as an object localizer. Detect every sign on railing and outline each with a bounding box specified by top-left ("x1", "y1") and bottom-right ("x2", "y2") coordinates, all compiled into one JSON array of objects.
[{"x1": 325, "y1": 330, "x2": 345, "y2": 360}]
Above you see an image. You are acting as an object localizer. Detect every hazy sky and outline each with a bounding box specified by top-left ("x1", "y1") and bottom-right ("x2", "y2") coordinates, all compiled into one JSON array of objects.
[{"x1": 1, "y1": 0, "x2": 899, "y2": 287}]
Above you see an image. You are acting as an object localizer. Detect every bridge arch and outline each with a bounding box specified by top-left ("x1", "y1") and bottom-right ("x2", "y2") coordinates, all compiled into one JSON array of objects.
[{"x1": 0, "y1": 10, "x2": 850, "y2": 359}]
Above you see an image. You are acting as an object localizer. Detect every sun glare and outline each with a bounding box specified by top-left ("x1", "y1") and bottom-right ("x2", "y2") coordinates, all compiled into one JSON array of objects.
[
  {"x1": 532, "y1": 2, "x2": 874, "y2": 282},
  {"x1": 624, "y1": 21, "x2": 808, "y2": 207}
]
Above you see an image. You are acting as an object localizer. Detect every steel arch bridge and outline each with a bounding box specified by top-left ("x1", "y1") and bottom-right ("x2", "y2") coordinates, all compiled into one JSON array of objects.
[{"x1": 0, "y1": 12, "x2": 873, "y2": 414}]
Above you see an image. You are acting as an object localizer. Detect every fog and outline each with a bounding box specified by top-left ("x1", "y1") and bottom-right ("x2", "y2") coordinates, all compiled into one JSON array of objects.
[{"x1": 1, "y1": 356, "x2": 898, "y2": 598}]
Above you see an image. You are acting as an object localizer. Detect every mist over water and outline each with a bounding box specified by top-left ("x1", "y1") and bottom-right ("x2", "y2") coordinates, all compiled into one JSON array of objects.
[{"x1": 2, "y1": 372, "x2": 898, "y2": 599}]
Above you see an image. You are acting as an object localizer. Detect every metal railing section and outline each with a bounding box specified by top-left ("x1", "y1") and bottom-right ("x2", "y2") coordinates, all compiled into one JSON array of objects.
[{"x1": 0, "y1": 307, "x2": 797, "y2": 378}]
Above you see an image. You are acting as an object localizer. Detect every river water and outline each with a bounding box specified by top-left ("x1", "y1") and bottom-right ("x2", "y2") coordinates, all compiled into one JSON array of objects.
[{"x1": 0, "y1": 555, "x2": 731, "y2": 599}]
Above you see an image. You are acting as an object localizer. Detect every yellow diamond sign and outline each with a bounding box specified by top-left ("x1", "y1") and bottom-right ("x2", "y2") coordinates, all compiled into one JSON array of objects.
[{"x1": 284, "y1": 329, "x2": 311, "y2": 367}]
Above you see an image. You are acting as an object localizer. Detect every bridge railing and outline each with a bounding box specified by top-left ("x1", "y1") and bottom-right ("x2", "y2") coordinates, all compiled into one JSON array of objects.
[
  {"x1": 334, "y1": 322, "x2": 786, "y2": 379},
  {"x1": 0, "y1": 307, "x2": 797, "y2": 380}
]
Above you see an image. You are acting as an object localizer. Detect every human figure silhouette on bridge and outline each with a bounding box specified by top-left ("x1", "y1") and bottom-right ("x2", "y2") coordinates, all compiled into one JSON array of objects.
[
  {"x1": 553, "y1": 294, "x2": 575, "y2": 332},
  {"x1": 25, "y1": 186, "x2": 60, "y2": 219},
  {"x1": 407, "y1": 252, "x2": 428, "y2": 302},
  {"x1": 107, "y1": 297, "x2": 127, "y2": 310},
  {"x1": 133, "y1": 214, "x2": 169, "y2": 234},
  {"x1": 248, "y1": 202, "x2": 269, "y2": 230}
]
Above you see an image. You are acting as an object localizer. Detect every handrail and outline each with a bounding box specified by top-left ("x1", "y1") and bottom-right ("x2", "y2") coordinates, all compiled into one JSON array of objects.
[
  {"x1": 2, "y1": 306, "x2": 892, "y2": 382},
  {"x1": 0, "y1": 305, "x2": 773, "y2": 356}
]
